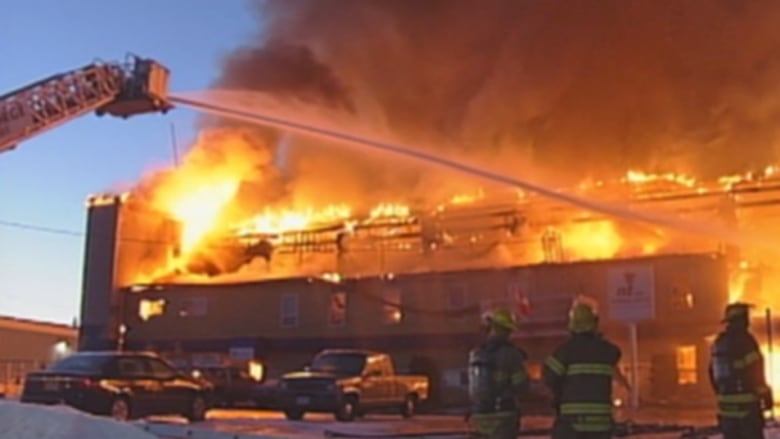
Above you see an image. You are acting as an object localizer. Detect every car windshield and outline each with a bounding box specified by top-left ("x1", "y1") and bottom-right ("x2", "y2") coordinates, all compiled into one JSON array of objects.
[
  {"x1": 49, "y1": 354, "x2": 110, "y2": 374},
  {"x1": 310, "y1": 353, "x2": 367, "y2": 376}
]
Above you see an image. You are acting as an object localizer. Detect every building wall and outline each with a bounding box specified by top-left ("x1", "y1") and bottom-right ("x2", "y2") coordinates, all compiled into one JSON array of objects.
[
  {"x1": 79, "y1": 197, "x2": 122, "y2": 350},
  {"x1": 0, "y1": 318, "x2": 78, "y2": 396},
  {"x1": 79, "y1": 195, "x2": 177, "y2": 351},
  {"x1": 122, "y1": 253, "x2": 727, "y2": 405}
]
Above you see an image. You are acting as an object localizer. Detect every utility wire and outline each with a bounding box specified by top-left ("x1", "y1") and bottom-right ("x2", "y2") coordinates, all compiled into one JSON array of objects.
[{"x1": 0, "y1": 219, "x2": 83, "y2": 237}]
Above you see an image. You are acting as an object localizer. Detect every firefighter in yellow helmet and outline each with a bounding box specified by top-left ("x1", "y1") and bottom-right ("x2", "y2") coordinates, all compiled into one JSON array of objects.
[
  {"x1": 467, "y1": 307, "x2": 530, "y2": 439},
  {"x1": 709, "y1": 303, "x2": 772, "y2": 439},
  {"x1": 542, "y1": 298, "x2": 624, "y2": 439}
]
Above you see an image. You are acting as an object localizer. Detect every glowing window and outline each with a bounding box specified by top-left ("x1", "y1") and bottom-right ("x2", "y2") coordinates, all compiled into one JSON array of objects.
[
  {"x1": 676, "y1": 345, "x2": 698, "y2": 385},
  {"x1": 139, "y1": 299, "x2": 166, "y2": 321},
  {"x1": 383, "y1": 288, "x2": 403, "y2": 324},
  {"x1": 248, "y1": 361, "x2": 264, "y2": 382}
]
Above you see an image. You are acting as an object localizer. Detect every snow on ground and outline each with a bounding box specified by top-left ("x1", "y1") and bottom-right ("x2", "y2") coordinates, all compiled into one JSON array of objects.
[
  {"x1": 3, "y1": 403, "x2": 780, "y2": 439},
  {"x1": 0, "y1": 401, "x2": 157, "y2": 439}
]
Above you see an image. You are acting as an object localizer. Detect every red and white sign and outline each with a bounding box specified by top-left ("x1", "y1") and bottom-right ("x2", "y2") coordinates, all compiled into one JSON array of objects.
[
  {"x1": 607, "y1": 264, "x2": 656, "y2": 322},
  {"x1": 507, "y1": 281, "x2": 533, "y2": 317}
]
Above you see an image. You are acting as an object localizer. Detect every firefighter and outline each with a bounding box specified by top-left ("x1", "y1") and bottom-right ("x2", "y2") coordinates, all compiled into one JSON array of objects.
[
  {"x1": 467, "y1": 307, "x2": 530, "y2": 439},
  {"x1": 709, "y1": 302, "x2": 773, "y2": 439},
  {"x1": 542, "y1": 299, "x2": 622, "y2": 439}
]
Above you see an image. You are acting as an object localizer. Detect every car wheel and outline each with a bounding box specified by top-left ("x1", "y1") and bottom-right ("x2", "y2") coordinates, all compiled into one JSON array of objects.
[
  {"x1": 110, "y1": 397, "x2": 131, "y2": 422},
  {"x1": 400, "y1": 394, "x2": 417, "y2": 418},
  {"x1": 284, "y1": 409, "x2": 305, "y2": 420},
  {"x1": 335, "y1": 396, "x2": 357, "y2": 422},
  {"x1": 186, "y1": 395, "x2": 207, "y2": 422}
]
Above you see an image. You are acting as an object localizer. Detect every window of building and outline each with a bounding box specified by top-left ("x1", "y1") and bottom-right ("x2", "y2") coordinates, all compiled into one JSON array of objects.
[
  {"x1": 139, "y1": 299, "x2": 166, "y2": 321},
  {"x1": 676, "y1": 345, "x2": 698, "y2": 385},
  {"x1": 382, "y1": 288, "x2": 403, "y2": 324},
  {"x1": 671, "y1": 277, "x2": 695, "y2": 311},
  {"x1": 280, "y1": 293, "x2": 300, "y2": 328},
  {"x1": 328, "y1": 292, "x2": 347, "y2": 326},
  {"x1": 447, "y1": 285, "x2": 467, "y2": 310},
  {"x1": 178, "y1": 297, "x2": 207, "y2": 317}
]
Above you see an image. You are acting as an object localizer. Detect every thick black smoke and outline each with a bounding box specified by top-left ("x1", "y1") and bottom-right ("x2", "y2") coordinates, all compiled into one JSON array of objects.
[{"x1": 212, "y1": 0, "x2": 780, "y2": 187}]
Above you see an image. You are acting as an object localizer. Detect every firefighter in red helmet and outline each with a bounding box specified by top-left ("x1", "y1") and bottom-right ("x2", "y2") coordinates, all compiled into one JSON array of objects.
[{"x1": 709, "y1": 302, "x2": 773, "y2": 439}]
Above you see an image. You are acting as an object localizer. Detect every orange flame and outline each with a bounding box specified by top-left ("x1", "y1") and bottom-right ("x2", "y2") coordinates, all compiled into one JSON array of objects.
[
  {"x1": 560, "y1": 220, "x2": 624, "y2": 260},
  {"x1": 623, "y1": 170, "x2": 697, "y2": 188},
  {"x1": 235, "y1": 204, "x2": 352, "y2": 236},
  {"x1": 370, "y1": 203, "x2": 411, "y2": 219}
]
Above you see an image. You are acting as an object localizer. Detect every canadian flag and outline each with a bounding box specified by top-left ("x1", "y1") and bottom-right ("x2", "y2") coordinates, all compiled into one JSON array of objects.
[{"x1": 509, "y1": 283, "x2": 532, "y2": 317}]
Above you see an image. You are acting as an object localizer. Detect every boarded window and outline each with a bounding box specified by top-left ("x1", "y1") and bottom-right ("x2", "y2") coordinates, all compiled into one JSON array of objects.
[
  {"x1": 328, "y1": 292, "x2": 347, "y2": 326},
  {"x1": 383, "y1": 288, "x2": 403, "y2": 324},
  {"x1": 676, "y1": 345, "x2": 697, "y2": 385},
  {"x1": 280, "y1": 293, "x2": 300, "y2": 328}
]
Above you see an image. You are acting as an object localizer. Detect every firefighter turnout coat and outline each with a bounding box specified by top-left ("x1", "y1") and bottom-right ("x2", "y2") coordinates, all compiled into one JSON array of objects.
[{"x1": 543, "y1": 332, "x2": 621, "y2": 436}]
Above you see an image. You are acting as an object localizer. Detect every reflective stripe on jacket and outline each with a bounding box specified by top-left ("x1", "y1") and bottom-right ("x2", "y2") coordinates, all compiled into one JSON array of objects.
[{"x1": 542, "y1": 332, "x2": 621, "y2": 433}]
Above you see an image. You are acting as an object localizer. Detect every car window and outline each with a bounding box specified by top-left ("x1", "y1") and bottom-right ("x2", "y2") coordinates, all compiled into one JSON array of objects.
[
  {"x1": 116, "y1": 357, "x2": 149, "y2": 378},
  {"x1": 146, "y1": 358, "x2": 177, "y2": 379},
  {"x1": 364, "y1": 357, "x2": 384, "y2": 377},
  {"x1": 379, "y1": 356, "x2": 393, "y2": 376},
  {"x1": 311, "y1": 353, "x2": 367, "y2": 376},
  {"x1": 49, "y1": 355, "x2": 110, "y2": 374}
]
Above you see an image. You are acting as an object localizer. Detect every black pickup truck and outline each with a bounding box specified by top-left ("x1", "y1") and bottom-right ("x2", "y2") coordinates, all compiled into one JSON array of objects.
[{"x1": 278, "y1": 349, "x2": 429, "y2": 422}]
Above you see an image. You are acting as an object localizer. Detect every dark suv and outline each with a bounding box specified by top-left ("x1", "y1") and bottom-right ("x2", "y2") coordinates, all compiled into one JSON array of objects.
[{"x1": 20, "y1": 351, "x2": 213, "y2": 422}]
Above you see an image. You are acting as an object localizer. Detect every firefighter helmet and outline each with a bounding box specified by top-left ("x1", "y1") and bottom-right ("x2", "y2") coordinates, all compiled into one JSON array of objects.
[
  {"x1": 482, "y1": 307, "x2": 518, "y2": 331},
  {"x1": 722, "y1": 302, "x2": 752, "y2": 323},
  {"x1": 568, "y1": 301, "x2": 599, "y2": 333}
]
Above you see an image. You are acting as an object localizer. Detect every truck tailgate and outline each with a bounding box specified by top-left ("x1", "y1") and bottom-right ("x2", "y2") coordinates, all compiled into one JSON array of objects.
[{"x1": 394, "y1": 375, "x2": 429, "y2": 400}]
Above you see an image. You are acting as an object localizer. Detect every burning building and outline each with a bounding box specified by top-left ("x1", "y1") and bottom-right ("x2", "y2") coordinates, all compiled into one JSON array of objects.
[
  {"x1": 79, "y1": 0, "x2": 780, "y2": 407},
  {"x1": 77, "y1": 164, "x2": 780, "y2": 406}
]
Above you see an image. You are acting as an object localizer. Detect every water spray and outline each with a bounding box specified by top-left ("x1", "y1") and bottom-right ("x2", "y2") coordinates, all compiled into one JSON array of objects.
[{"x1": 169, "y1": 92, "x2": 780, "y2": 254}]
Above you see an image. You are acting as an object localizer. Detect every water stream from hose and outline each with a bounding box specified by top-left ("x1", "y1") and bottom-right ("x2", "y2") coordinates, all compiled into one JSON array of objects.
[{"x1": 169, "y1": 92, "x2": 779, "y2": 254}]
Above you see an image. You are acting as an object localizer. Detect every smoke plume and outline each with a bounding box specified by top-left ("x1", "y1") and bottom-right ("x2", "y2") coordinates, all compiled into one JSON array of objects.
[{"x1": 208, "y1": 0, "x2": 780, "y2": 186}]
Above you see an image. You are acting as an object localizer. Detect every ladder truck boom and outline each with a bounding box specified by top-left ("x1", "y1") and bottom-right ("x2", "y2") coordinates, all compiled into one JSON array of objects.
[{"x1": 0, "y1": 55, "x2": 173, "y2": 154}]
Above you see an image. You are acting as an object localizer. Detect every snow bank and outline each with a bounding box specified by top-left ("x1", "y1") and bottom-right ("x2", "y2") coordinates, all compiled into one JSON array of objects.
[{"x1": 0, "y1": 401, "x2": 157, "y2": 439}]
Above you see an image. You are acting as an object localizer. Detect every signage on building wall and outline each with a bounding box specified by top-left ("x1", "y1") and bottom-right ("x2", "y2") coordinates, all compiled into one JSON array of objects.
[{"x1": 607, "y1": 264, "x2": 656, "y2": 322}]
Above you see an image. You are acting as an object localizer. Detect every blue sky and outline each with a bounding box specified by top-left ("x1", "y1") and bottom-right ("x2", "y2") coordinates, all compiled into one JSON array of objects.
[{"x1": 0, "y1": 0, "x2": 257, "y2": 323}]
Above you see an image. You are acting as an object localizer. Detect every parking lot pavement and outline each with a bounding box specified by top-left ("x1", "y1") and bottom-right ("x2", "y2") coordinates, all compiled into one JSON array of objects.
[{"x1": 141, "y1": 409, "x2": 723, "y2": 439}]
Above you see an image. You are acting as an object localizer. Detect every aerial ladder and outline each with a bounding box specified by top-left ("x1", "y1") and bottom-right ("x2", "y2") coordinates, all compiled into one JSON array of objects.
[{"x1": 0, "y1": 55, "x2": 172, "y2": 154}]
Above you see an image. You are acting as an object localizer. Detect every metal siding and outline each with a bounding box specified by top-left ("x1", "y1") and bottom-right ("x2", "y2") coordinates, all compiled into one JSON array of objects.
[{"x1": 121, "y1": 253, "x2": 726, "y2": 403}]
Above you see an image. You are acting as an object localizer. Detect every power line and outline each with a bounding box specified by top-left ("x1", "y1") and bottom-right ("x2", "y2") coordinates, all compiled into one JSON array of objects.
[{"x1": 0, "y1": 219, "x2": 83, "y2": 237}]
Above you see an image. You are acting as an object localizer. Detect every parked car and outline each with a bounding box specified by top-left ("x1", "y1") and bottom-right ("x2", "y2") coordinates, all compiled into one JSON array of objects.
[
  {"x1": 278, "y1": 349, "x2": 429, "y2": 422},
  {"x1": 189, "y1": 365, "x2": 263, "y2": 408},
  {"x1": 20, "y1": 351, "x2": 213, "y2": 422}
]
